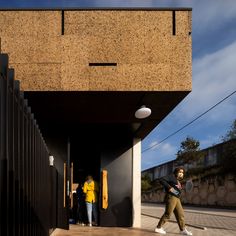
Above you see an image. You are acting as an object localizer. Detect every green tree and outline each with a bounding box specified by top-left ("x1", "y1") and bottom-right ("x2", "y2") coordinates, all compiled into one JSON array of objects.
[
  {"x1": 219, "y1": 119, "x2": 236, "y2": 173},
  {"x1": 176, "y1": 136, "x2": 202, "y2": 165},
  {"x1": 219, "y1": 139, "x2": 236, "y2": 173},
  {"x1": 221, "y1": 119, "x2": 236, "y2": 141},
  {"x1": 141, "y1": 174, "x2": 152, "y2": 191}
]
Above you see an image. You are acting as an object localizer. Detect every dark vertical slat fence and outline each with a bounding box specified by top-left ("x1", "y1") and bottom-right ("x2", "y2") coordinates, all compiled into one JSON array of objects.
[
  {"x1": 14, "y1": 80, "x2": 20, "y2": 236},
  {"x1": 0, "y1": 53, "x2": 55, "y2": 236},
  {"x1": 0, "y1": 53, "x2": 8, "y2": 236}
]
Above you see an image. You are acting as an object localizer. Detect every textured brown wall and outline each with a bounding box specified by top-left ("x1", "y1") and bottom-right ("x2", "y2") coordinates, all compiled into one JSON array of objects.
[{"x1": 0, "y1": 10, "x2": 192, "y2": 91}]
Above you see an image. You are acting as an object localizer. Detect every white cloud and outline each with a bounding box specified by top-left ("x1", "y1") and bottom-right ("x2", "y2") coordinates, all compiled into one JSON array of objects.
[
  {"x1": 142, "y1": 141, "x2": 177, "y2": 170},
  {"x1": 148, "y1": 141, "x2": 159, "y2": 150},
  {"x1": 192, "y1": 0, "x2": 236, "y2": 34},
  {"x1": 160, "y1": 143, "x2": 176, "y2": 156},
  {"x1": 146, "y1": 140, "x2": 176, "y2": 155},
  {"x1": 177, "y1": 40, "x2": 236, "y2": 122}
]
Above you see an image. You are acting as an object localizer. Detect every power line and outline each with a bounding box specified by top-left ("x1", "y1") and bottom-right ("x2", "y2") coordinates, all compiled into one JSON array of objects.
[{"x1": 142, "y1": 90, "x2": 236, "y2": 153}]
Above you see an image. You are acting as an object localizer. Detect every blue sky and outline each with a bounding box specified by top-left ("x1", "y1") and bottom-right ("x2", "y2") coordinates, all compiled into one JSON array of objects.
[
  {"x1": 142, "y1": 0, "x2": 236, "y2": 170},
  {"x1": 0, "y1": 0, "x2": 191, "y2": 9},
  {"x1": 1, "y1": 0, "x2": 236, "y2": 170}
]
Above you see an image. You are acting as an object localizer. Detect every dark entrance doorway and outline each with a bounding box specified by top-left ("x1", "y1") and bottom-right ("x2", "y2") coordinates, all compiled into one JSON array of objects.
[{"x1": 71, "y1": 135, "x2": 101, "y2": 185}]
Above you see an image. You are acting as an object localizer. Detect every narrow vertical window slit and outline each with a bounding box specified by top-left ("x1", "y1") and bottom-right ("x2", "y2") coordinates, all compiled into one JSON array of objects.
[
  {"x1": 172, "y1": 11, "x2": 176, "y2": 36},
  {"x1": 61, "y1": 10, "x2": 65, "y2": 35}
]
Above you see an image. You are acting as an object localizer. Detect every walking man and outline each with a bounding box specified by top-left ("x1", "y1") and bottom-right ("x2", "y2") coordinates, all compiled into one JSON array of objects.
[{"x1": 155, "y1": 167, "x2": 192, "y2": 235}]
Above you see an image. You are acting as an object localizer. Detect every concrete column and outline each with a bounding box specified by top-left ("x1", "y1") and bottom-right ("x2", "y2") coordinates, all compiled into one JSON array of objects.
[{"x1": 132, "y1": 138, "x2": 141, "y2": 227}]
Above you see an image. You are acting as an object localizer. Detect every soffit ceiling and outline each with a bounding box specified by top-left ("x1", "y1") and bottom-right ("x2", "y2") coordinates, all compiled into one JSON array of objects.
[{"x1": 24, "y1": 91, "x2": 189, "y2": 140}]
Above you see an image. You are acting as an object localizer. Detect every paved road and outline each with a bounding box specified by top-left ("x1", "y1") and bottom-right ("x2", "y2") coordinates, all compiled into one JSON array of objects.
[
  {"x1": 142, "y1": 203, "x2": 236, "y2": 236},
  {"x1": 52, "y1": 203, "x2": 236, "y2": 236}
]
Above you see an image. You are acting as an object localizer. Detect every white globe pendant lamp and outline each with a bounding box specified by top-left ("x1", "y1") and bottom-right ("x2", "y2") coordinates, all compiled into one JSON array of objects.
[{"x1": 135, "y1": 105, "x2": 151, "y2": 119}]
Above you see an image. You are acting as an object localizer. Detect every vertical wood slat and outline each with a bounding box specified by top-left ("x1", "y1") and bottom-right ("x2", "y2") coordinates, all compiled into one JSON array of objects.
[
  {"x1": 19, "y1": 91, "x2": 25, "y2": 236},
  {"x1": 27, "y1": 106, "x2": 32, "y2": 236},
  {"x1": 24, "y1": 99, "x2": 29, "y2": 236},
  {"x1": 5, "y1": 57, "x2": 9, "y2": 236},
  {"x1": 63, "y1": 163, "x2": 66, "y2": 208},
  {"x1": 32, "y1": 116, "x2": 36, "y2": 236},
  {"x1": 8, "y1": 68, "x2": 15, "y2": 236},
  {"x1": 70, "y1": 162, "x2": 73, "y2": 208},
  {"x1": 0, "y1": 54, "x2": 8, "y2": 235},
  {"x1": 14, "y1": 80, "x2": 20, "y2": 236}
]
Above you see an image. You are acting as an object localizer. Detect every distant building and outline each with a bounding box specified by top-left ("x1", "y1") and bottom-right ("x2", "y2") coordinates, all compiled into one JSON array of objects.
[
  {"x1": 142, "y1": 139, "x2": 236, "y2": 181},
  {"x1": 142, "y1": 139, "x2": 236, "y2": 207},
  {"x1": 142, "y1": 160, "x2": 175, "y2": 182}
]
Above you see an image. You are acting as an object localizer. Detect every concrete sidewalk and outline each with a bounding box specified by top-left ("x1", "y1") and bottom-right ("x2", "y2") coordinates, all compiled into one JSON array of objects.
[
  {"x1": 142, "y1": 203, "x2": 236, "y2": 236},
  {"x1": 52, "y1": 203, "x2": 236, "y2": 236}
]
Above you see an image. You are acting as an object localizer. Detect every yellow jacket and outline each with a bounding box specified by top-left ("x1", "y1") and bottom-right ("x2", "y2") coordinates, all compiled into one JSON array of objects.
[{"x1": 83, "y1": 180, "x2": 98, "y2": 203}]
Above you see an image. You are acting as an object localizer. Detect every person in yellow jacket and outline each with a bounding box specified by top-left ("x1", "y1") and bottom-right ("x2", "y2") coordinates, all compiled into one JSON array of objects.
[{"x1": 83, "y1": 175, "x2": 99, "y2": 226}]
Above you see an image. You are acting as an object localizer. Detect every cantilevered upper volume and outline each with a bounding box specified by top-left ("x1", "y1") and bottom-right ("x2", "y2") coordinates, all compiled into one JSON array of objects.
[
  {"x1": 0, "y1": 9, "x2": 192, "y2": 92},
  {"x1": 0, "y1": 9, "x2": 192, "y2": 139}
]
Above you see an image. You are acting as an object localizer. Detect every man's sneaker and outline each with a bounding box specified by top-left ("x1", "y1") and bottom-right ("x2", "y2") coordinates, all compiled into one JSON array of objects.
[
  {"x1": 180, "y1": 228, "x2": 193, "y2": 235},
  {"x1": 154, "y1": 227, "x2": 166, "y2": 234}
]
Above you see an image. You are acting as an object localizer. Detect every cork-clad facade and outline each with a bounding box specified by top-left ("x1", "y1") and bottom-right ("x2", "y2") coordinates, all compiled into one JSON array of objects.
[
  {"x1": 0, "y1": 10, "x2": 191, "y2": 91},
  {"x1": 0, "y1": 9, "x2": 192, "y2": 233}
]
